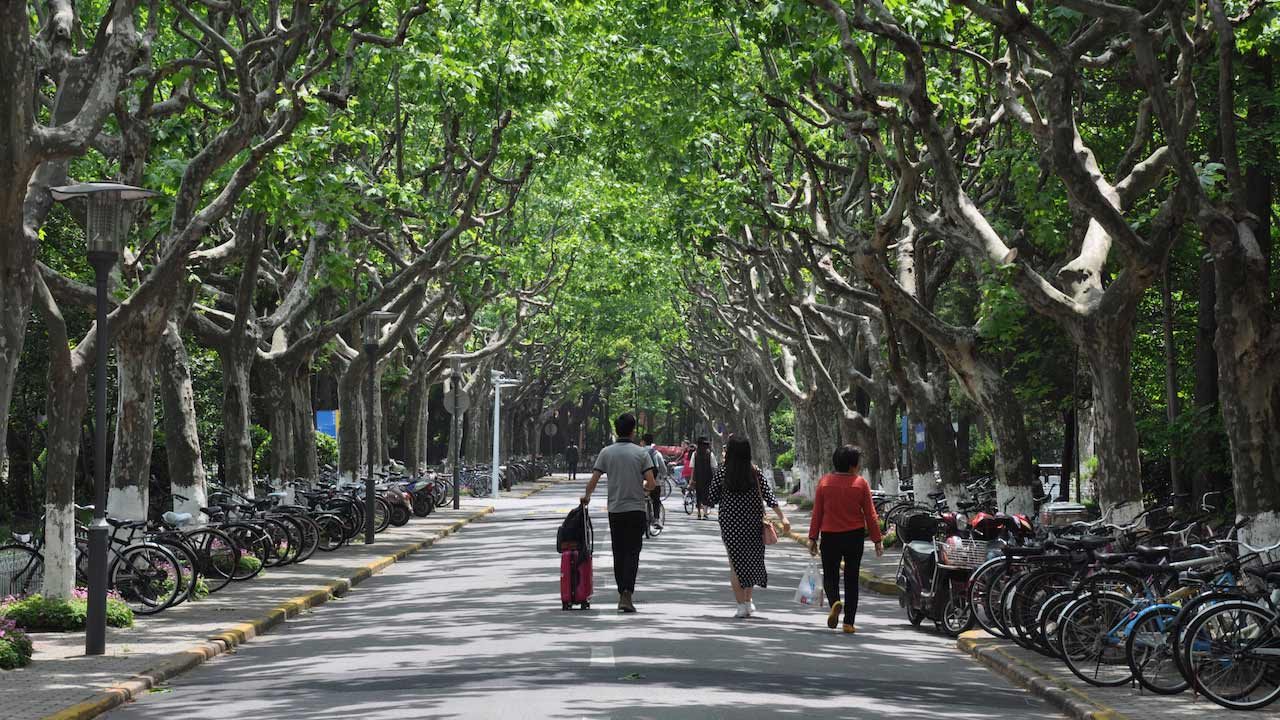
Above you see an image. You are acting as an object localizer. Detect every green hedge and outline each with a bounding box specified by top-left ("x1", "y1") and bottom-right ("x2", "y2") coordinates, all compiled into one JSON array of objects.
[
  {"x1": 0, "y1": 618, "x2": 33, "y2": 669},
  {"x1": 0, "y1": 593, "x2": 134, "y2": 632}
]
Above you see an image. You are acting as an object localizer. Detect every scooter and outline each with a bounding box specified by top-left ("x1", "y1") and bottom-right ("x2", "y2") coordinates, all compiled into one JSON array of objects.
[{"x1": 896, "y1": 512, "x2": 980, "y2": 636}]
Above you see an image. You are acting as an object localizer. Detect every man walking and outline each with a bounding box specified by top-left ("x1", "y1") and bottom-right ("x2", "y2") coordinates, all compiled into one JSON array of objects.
[
  {"x1": 565, "y1": 442, "x2": 579, "y2": 481},
  {"x1": 641, "y1": 433, "x2": 665, "y2": 530},
  {"x1": 581, "y1": 414, "x2": 656, "y2": 613}
]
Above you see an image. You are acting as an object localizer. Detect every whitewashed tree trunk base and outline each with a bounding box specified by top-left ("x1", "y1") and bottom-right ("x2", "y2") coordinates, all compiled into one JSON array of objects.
[
  {"x1": 107, "y1": 485, "x2": 147, "y2": 522},
  {"x1": 998, "y1": 484, "x2": 1036, "y2": 518},
  {"x1": 42, "y1": 502, "x2": 76, "y2": 600}
]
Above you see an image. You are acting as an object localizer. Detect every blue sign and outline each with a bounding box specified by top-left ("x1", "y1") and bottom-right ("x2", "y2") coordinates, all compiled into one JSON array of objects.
[
  {"x1": 915, "y1": 423, "x2": 926, "y2": 452},
  {"x1": 315, "y1": 410, "x2": 337, "y2": 438}
]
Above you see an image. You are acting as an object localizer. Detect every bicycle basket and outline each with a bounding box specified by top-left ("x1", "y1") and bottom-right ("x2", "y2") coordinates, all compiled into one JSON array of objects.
[
  {"x1": 937, "y1": 538, "x2": 987, "y2": 569},
  {"x1": 899, "y1": 512, "x2": 940, "y2": 543}
]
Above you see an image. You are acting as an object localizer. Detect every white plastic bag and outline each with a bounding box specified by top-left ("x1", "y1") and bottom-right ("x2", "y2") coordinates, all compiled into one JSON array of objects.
[{"x1": 794, "y1": 559, "x2": 823, "y2": 607}]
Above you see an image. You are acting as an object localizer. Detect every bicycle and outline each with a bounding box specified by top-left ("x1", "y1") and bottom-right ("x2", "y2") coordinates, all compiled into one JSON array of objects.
[{"x1": 645, "y1": 492, "x2": 667, "y2": 539}]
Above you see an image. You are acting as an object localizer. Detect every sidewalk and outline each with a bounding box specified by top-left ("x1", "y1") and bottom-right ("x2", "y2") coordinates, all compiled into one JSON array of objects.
[{"x1": 3, "y1": 477, "x2": 562, "y2": 720}]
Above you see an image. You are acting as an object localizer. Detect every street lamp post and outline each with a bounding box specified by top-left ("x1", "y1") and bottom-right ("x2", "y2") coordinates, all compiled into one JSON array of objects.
[
  {"x1": 49, "y1": 182, "x2": 161, "y2": 657},
  {"x1": 450, "y1": 359, "x2": 462, "y2": 510},
  {"x1": 489, "y1": 370, "x2": 522, "y2": 499},
  {"x1": 362, "y1": 311, "x2": 397, "y2": 544}
]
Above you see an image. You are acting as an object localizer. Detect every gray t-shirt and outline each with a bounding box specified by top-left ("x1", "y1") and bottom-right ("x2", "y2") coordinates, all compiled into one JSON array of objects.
[{"x1": 593, "y1": 439, "x2": 656, "y2": 514}]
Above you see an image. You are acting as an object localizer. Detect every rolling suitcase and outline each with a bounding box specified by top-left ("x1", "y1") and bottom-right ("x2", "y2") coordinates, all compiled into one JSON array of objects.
[
  {"x1": 558, "y1": 505, "x2": 593, "y2": 610},
  {"x1": 560, "y1": 549, "x2": 593, "y2": 610}
]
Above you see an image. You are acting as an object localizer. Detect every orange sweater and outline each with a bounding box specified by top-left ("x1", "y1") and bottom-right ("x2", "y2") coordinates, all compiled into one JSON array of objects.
[{"x1": 808, "y1": 472, "x2": 883, "y2": 542}]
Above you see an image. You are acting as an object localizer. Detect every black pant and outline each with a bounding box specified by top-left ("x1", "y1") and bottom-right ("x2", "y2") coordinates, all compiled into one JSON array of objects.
[
  {"x1": 608, "y1": 511, "x2": 646, "y2": 594},
  {"x1": 820, "y1": 529, "x2": 866, "y2": 624},
  {"x1": 649, "y1": 486, "x2": 663, "y2": 523}
]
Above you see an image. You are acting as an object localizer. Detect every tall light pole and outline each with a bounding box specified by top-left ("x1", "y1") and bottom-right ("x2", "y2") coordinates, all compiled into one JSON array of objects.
[
  {"x1": 489, "y1": 370, "x2": 522, "y2": 499},
  {"x1": 49, "y1": 182, "x2": 161, "y2": 657},
  {"x1": 362, "y1": 311, "x2": 397, "y2": 544},
  {"x1": 450, "y1": 359, "x2": 463, "y2": 510}
]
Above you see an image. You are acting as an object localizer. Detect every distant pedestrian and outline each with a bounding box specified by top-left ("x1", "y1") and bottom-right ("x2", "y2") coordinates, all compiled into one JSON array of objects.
[
  {"x1": 641, "y1": 433, "x2": 665, "y2": 531},
  {"x1": 808, "y1": 445, "x2": 883, "y2": 634},
  {"x1": 707, "y1": 436, "x2": 789, "y2": 618},
  {"x1": 690, "y1": 437, "x2": 716, "y2": 519},
  {"x1": 679, "y1": 440, "x2": 693, "y2": 485},
  {"x1": 565, "y1": 443, "x2": 579, "y2": 481},
  {"x1": 580, "y1": 414, "x2": 657, "y2": 613}
]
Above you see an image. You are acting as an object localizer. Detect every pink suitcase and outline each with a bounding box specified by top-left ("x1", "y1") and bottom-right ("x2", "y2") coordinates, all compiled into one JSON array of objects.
[{"x1": 560, "y1": 549, "x2": 593, "y2": 610}]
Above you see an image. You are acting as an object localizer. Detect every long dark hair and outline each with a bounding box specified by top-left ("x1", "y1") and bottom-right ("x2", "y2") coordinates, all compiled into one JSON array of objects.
[
  {"x1": 723, "y1": 436, "x2": 756, "y2": 494},
  {"x1": 693, "y1": 438, "x2": 712, "y2": 487}
]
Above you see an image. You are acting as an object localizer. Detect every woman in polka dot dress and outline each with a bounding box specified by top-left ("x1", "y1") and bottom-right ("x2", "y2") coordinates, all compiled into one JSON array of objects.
[{"x1": 707, "y1": 436, "x2": 790, "y2": 618}]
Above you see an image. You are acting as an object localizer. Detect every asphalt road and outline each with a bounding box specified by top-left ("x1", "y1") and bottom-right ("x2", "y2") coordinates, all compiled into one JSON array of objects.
[{"x1": 107, "y1": 480, "x2": 1057, "y2": 719}]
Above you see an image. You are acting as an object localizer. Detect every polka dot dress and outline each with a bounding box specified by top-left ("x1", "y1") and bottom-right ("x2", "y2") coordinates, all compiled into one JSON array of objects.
[{"x1": 707, "y1": 467, "x2": 778, "y2": 588}]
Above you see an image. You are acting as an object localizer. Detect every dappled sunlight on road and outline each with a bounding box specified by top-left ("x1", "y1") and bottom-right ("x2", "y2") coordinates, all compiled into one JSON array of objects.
[{"x1": 108, "y1": 481, "x2": 1054, "y2": 720}]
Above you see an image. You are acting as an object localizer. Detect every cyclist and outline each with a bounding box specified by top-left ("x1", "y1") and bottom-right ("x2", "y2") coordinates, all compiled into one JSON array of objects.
[{"x1": 641, "y1": 433, "x2": 665, "y2": 530}]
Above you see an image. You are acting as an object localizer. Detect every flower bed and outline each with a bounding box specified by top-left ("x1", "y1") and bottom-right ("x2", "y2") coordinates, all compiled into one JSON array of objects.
[
  {"x1": 0, "y1": 591, "x2": 134, "y2": 632},
  {"x1": 0, "y1": 617, "x2": 33, "y2": 669}
]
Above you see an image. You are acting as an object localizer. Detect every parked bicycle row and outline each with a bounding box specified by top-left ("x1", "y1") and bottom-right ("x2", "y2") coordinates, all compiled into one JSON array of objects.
[
  {"x1": 884, "y1": 489, "x2": 1280, "y2": 711},
  {"x1": 0, "y1": 462, "x2": 550, "y2": 620}
]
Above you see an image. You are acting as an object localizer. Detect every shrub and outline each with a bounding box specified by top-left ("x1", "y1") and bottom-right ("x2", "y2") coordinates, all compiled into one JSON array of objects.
[
  {"x1": 0, "y1": 618, "x2": 33, "y2": 669},
  {"x1": 881, "y1": 530, "x2": 900, "y2": 549},
  {"x1": 315, "y1": 432, "x2": 339, "y2": 468},
  {"x1": 238, "y1": 555, "x2": 262, "y2": 575},
  {"x1": 776, "y1": 448, "x2": 795, "y2": 471},
  {"x1": 0, "y1": 592, "x2": 134, "y2": 632}
]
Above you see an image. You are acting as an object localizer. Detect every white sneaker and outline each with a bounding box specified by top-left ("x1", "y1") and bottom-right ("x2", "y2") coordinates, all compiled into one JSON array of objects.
[
  {"x1": 747, "y1": 601, "x2": 757, "y2": 617},
  {"x1": 734, "y1": 603, "x2": 748, "y2": 618}
]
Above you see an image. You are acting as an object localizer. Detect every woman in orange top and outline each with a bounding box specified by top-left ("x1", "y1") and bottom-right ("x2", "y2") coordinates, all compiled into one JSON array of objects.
[{"x1": 807, "y1": 445, "x2": 883, "y2": 633}]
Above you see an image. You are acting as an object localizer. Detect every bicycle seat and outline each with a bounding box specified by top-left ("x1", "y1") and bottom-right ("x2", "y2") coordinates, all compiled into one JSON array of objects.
[
  {"x1": 1002, "y1": 545, "x2": 1045, "y2": 558},
  {"x1": 928, "y1": 490, "x2": 946, "y2": 500},
  {"x1": 162, "y1": 511, "x2": 193, "y2": 527},
  {"x1": 1048, "y1": 537, "x2": 1111, "y2": 552},
  {"x1": 1024, "y1": 554, "x2": 1074, "y2": 565},
  {"x1": 1136, "y1": 545, "x2": 1172, "y2": 561},
  {"x1": 106, "y1": 517, "x2": 145, "y2": 529},
  {"x1": 1094, "y1": 551, "x2": 1138, "y2": 565},
  {"x1": 11, "y1": 532, "x2": 32, "y2": 544}
]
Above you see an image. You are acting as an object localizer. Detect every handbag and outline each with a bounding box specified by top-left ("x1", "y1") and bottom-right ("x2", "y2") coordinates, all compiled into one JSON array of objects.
[{"x1": 754, "y1": 468, "x2": 779, "y2": 545}]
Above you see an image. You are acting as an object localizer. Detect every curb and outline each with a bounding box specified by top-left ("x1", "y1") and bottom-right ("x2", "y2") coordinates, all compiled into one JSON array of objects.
[
  {"x1": 773, "y1": 523, "x2": 901, "y2": 597},
  {"x1": 513, "y1": 477, "x2": 566, "y2": 499},
  {"x1": 957, "y1": 632, "x2": 1129, "y2": 720},
  {"x1": 40, "y1": 506, "x2": 495, "y2": 720}
]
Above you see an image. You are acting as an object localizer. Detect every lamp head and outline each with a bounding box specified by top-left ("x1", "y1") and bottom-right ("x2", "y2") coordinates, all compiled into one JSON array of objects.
[
  {"x1": 362, "y1": 310, "x2": 398, "y2": 345},
  {"x1": 49, "y1": 182, "x2": 162, "y2": 256}
]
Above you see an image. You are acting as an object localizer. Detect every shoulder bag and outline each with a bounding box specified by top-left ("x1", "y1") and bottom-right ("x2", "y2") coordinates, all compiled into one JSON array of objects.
[{"x1": 754, "y1": 468, "x2": 779, "y2": 545}]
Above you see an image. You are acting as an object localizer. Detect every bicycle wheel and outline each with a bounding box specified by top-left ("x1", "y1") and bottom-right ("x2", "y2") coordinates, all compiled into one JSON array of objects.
[
  {"x1": 660, "y1": 477, "x2": 673, "y2": 501},
  {"x1": 0, "y1": 544, "x2": 44, "y2": 597},
  {"x1": 1184, "y1": 600, "x2": 1280, "y2": 710},
  {"x1": 1035, "y1": 590, "x2": 1077, "y2": 659},
  {"x1": 313, "y1": 513, "x2": 347, "y2": 552},
  {"x1": 1126, "y1": 605, "x2": 1186, "y2": 695},
  {"x1": 940, "y1": 579, "x2": 975, "y2": 637},
  {"x1": 683, "y1": 490, "x2": 694, "y2": 515},
  {"x1": 223, "y1": 523, "x2": 269, "y2": 580},
  {"x1": 184, "y1": 528, "x2": 239, "y2": 594},
  {"x1": 153, "y1": 538, "x2": 201, "y2": 606},
  {"x1": 1008, "y1": 569, "x2": 1074, "y2": 654},
  {"x1": 110, "y1": 543, "x2": 182, "y2": 615},
  {"x1": 258, "y1": 518, "x2": 293, "y2": 566},
  {"x1": 968, "y1": 559, "x2": 1007, "y2": 637},
  {"x1": 650, "y1": 503, "x2": 666, "y2": 538},
  {"x1": 373, "y1": 497, "x2": 391, "y2": 533},
  {"x1": 286, "y1": 513, "x2": 321, "y2": 563},
  {"x1": 1059, "y1": 591, "x2": 1135, "y2": 687}
]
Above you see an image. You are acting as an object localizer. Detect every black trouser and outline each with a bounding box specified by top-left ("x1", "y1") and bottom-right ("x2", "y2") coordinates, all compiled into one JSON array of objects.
[
  {"x1": 820, "y1": 529, "x2": 866, "y2": 624},
  {"x1": 649, "y1": 485, "x2": 663, "y2": 523},
  {"x1": 608, "y1": 511, "x2": 647, "y2": 594}
]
